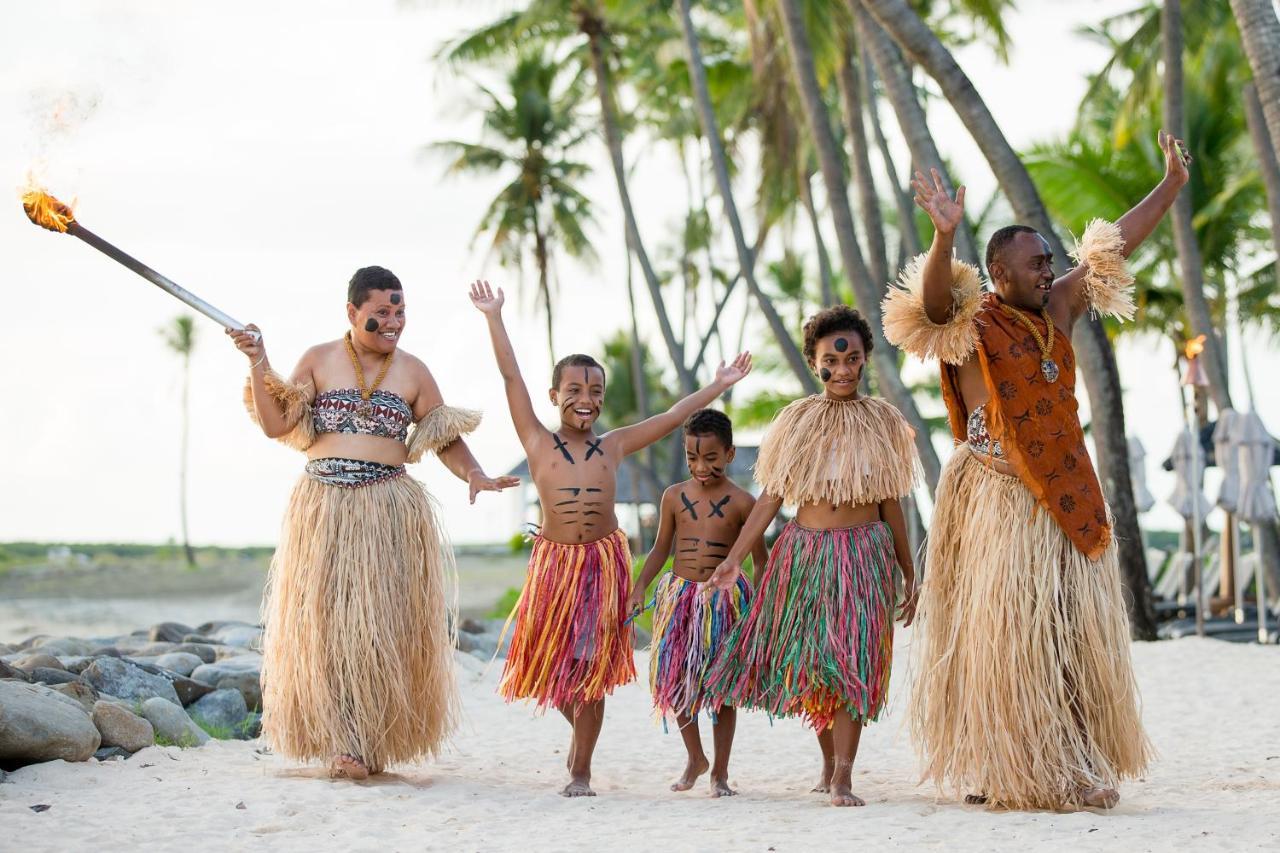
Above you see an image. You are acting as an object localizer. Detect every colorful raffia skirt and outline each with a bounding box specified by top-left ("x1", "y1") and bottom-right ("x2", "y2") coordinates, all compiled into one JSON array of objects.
[
  {"x1": 498, "y1": 528, "x2": 636, "y2": 709},
  {"x1": 259, "y1": 458, "x2": 459, "y2": 773},
  {"x1": 703, "y1": 520, "x2": 898, "y2": 731},
  {"x1": 648, "y1": 573, "x2": 752, "y2": 721},
  {"x1": 910, "y1": 445, "x2": 1152, "y2": 810}
]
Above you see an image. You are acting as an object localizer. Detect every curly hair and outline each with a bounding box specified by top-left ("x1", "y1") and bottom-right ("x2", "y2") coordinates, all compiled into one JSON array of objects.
[
  {"x1": 683, "y1": 408, "x2": 733, "y2": 448},
  {"x1": 551, "y1": 354, "x2": 606, "y2": 390},
  {"x1": 801, "y1": 305, "x2": 874, "y2": 364},
  {"x1": 347, "y1": 266, "x2": 402, "y2": 307}
]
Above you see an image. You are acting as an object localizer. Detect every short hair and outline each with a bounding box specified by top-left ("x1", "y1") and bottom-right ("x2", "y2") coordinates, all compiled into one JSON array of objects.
[
  {"x1": 348, "y1": 266, "x2": 402, "y2": 307},
  {"x1": 984, "y1": 225, "x2": 1039, "y2": 276},
  {"x1": 683, "y1": 408, "x2": 733, "y2": 448},
  {"x1": 802, "y1": 305, "x2": 874, "y2": 364},
  {"x1": 551, "y1": 354, "x2": 605, "y2": 390}
]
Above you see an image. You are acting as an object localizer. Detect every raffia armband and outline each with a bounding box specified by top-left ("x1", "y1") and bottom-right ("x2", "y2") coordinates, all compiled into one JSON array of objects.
[
  {"x1": 405, "y1": 405, "x2": 482, "y2": 463},
  {"x1": 882, "y1": 254, "x2": 984, "y2": 365},
  {"x1": 1071, "y1": 219, "x2": 1136, "y2": 321},
  {"x1": 243, "y1": 369, "x2": 315, "y2": 452}
]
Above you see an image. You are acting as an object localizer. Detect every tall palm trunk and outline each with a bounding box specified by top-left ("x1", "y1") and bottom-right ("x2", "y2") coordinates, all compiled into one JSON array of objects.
[
  {"x1": 859, "y1": 0, "x2": 1157, "y2": 637},
  {"x1": 854, "y1": 4, "x2": 978, "y2": 265},
  {"x1": 179, "y1": 350, "x2": 194, "y2": 569},
  {"x1": 862, "y1": 46, "x2": 921, "y2": 261},
  {"x1": 533, "y1": 221, "x2": 556, "y2": 367},
  {"x1": 1245, "y1": 82, "x2": 1280, "y2": 279},
  {"x1": 1163, "y1": 0, "x2": 1232, "y2": 410},
  {"x1": 837, "y1": 43, "x2": 890, "y2": 292},
  {"x1": 799, "y1": 171, "x2": 836, "y2": 305},
  {"x1": 677, "y1": 0, "x2": 818, "y2": 394},
  {"x1": 578, "y1": 9, "x2": 695, "y2": 394},
  {"x1": 776, "y1": 0, "x2": 941, "y2": 494},
  {"x1": 1231, "y1": 0, "x2": 1280, "y2": 153}
]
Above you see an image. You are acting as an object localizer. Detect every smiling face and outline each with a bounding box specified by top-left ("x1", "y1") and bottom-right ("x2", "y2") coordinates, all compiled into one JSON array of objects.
[
  {"x1": 812, "y1": 331, "x2": 866, "y2": 399},
  {"x1": 550, "y1": 365, "x2": 605, "y2": 431},
  {"x1": 685, "y1": 432, "x2": 735, "y2": 486},
  {"x1": 990, "y1": 230, "x2": 1055, "y2": 312},
  {"x1": 347, "y1": 288, "x2": 404, "y2": 354}
]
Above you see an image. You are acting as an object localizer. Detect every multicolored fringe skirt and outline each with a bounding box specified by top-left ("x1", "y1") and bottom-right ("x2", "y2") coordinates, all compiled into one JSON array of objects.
[
  {"x1": 499, "y1": 529, "x2": 636, "y2": 709},
  {"x1": 910, "y1": 445, "x2": 1152, "y2": 810},
  {"x1": 648, "y1": 573, "x2": 752, "y2": 721},
  {"x1": 260, "y1": 460, "x2": 459, "y2": 772},
  {"x1": 704, "y1": 520, "x2": 897, "y2": 731}
]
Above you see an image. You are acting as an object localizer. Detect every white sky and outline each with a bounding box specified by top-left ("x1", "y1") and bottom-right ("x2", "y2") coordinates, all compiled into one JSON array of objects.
[{"x1": 1, "y1": 0, "x2": 1275, "y2": 546}]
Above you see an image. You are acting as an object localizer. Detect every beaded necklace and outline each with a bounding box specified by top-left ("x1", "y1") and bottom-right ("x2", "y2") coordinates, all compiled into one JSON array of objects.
[
  {"x1": 998, "y1": 302, "x2": 1060, "y2": 383},
  {"x1": 343, "y1": 331, "x2": 395, "y2": 416}
]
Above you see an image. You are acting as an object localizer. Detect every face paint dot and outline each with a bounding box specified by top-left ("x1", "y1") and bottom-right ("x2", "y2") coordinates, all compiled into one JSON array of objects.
[
  {"x1": 820, "y1": 368, "x2": 832, "y2": 382},
  {"x1": 389, "y1": 292, "x2": 401, "y2": 304},
  {"x1": 834, "y1": 337, "x2": 849, "y2": 352},
  {"x1": 364, "y1": 318, "x2": 379, "y2": 332}
]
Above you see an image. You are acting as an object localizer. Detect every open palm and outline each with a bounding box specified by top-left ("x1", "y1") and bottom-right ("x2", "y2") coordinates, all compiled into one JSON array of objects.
[
  {"x1": 468, "y1": 280, "x2": 504, "y2": 315},
  {"x1": 912, "y1": 168, "x2": 966, "y2": 234},
  {"x1": 715, "y1": 351, "x2": 753, "y2": 386}
]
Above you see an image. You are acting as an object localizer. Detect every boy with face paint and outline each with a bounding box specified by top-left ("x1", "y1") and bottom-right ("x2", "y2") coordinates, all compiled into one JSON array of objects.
[
  {"x1": 703, "y1": 305, "x2": 920, "y2": 807},
  {"x1": 882, "y1": 133, "x2": 1189, "y2": 811},
  {"x1": 468, "y1": 280, "x2": 753, "y2": 798},
  {"x1": 627, "y1": 409, "x2": 768, "y2": 798}
]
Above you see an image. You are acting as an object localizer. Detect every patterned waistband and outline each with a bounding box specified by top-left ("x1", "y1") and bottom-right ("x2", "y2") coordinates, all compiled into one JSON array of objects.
[{"x1": 304, "y1": 457, "x2": 406, "y2": 488}]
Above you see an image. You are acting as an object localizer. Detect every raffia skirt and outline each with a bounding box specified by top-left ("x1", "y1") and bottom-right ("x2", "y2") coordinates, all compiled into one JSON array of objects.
[
  {"x1": 259, "y1": 460, "x2": 459, "y2": 772},
  {"x1": 910, "y1": 445, "x2": 1153, "y2": 809}
]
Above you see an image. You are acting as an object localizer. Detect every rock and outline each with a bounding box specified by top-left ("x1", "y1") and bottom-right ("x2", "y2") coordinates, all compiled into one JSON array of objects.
[
  {"x1": 152, "y1": 653, "x2": 204, "y2": 677},
  {"x1": 135, "y1": 642, "x2": 179, "y2": 657},
  {"x1": 139, "y1": 698, "x2": 208, "y2": 747},
  {"x1": 58, "y1": 656, "x2": 94, "y2": 674},
  {"x1": 49, "y1": 682, "x2": 99, "y2": 715},
  {"x1": 87, "y1": 647, "x2": 124, "y2": 659},
  {"x1": 33, "y1": 638, "x2": 95, "y2": 657},
  {"x1": 215, "y1": 672, "x2": 261, "y2": 712},
  {"x1": 0, "y1": 643, "x2": 14, "y2": 655},
  {"x1": 81, "y1": 658, "x2": 180, "y2": 706},
  {"x1": 94, "y1": 746, "x2": 131, "y2": 761},
  {"x1": 30, "y1": 668, "x2": 82, "y2": 687},
  {"x1": 148, "y1": 623, "x2": 194, "y2": 644},
  {"x1": 0, "y1": 660, "x2": 32, "y2": 682},
  {"x1": 455, "y1": 632, "x2": 479, "y2": 654},
  {"x1": 168, "y1": 644, "x2": 217, "y2": 664},
  {"x1": 12, "y1": 653, "x2": 63, "y2": 673},
  {"x1": 188, "y1": 689, "x2": 249, "y2": 733},
  {"x1": 166, "y1": 674, "x2": 215, "y2": 706},
  {"x1": 209, "y1": 624, "x2": 263, "y2": 649},
  {"x1": 0, "y1": 681, "x2": 101, "y2": 764},
  {"x1": 190, "y1": 655, "x2": 262, "y2": 686},
  {"x1": 92, "y1": 701, "x2": 155, "y2": 752},
  {"x1": 16, "y1": 635, "x2": 53, "y2": 651},
  {"x1": 459, "y1": 617, "x2": 488, "y2": 634},
  {"x1": 180, "y1": 634, "x2": 219, "y2": 645},
  {"x1": 239, "y1": 712, "x2": 262, "y2": 740}
]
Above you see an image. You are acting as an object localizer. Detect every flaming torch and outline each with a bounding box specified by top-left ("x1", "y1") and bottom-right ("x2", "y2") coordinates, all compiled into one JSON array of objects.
[
  {"x1": 21, "y1": 186, "x2": 256, "y2": 338},
  {"x1": 1181, "y1": 334, "x2": 1210, "y2": 637}
]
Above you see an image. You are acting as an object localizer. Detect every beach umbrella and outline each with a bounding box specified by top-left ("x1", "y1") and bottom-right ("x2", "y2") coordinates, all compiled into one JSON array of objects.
[
  {"x1": 1235, "y1": 412, "x2": 1277, "y2": 644},
  {"x1": 1214, "y1": 411, "x2": 1243, "y2": 512},
  {"x1": 1168, "y1": 431, "x2": 1211, "y2": 522},
  {"x1": 1128, "y1": 436, "x2": 1156, "y2": 513}
]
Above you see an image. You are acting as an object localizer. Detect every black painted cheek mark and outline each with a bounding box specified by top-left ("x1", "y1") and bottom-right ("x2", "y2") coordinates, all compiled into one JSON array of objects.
[
  {"x1": 585, "y1": 488, "x2": 602, "y2": 493},
  {"x1": 834, "y1": 337, "x2": 849, "y2": 352},
  {"x1": 585, "y1": 438, "x2": 603, "y2": 460},
  {"x1": 679, "y1": 492, "x2": 699, "y2": 519},
  {"x1": 553, "y1": 435, "x2": 575, "y2": 464},
  {"x1": 364, "y1": 318, "x2": 379, "y2": 332},
  {"x1": 820, "y1": 368, "x2": 832, "y2": 382},
  {"x1": 389, "y1": 292, "x2": 401, "y2": 305},
  {"x1": 559, "y1": 487, "x2": 582, "y2": 496},
  {"x1": 709, "y1": 496, "x2": 730, "y2": 518}
]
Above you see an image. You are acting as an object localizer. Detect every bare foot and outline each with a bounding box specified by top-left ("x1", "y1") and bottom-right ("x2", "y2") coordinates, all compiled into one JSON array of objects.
[
  {"x1": 328, "y1": 754, "x2": 369, "y2": 780},
  {"x1": 561, "y1": 776, "x2": 596, "y2": 797},
  {"x1": 830, "y1": 784, "x2": 865, "y2": 807},
  {"x1": 670, "y1": 755, "x2": 710, "y2": 792},
  {"x1": 1081, "y1": 786, "x2": 1119, "y2": 809},
  {"x1": 710, "y1": 775, "x2": 736, "y2": 798},
  {"x1": 811, "y1": 762, "x2": 834, "y2": 793},
  {"x1": 964, "y1": 793, "x2": 988, "y2": 805}
]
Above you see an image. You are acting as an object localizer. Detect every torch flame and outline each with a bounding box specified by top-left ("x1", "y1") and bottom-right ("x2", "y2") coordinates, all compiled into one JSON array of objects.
[
  {"x1": 1184, "y1": 334, "x2": 1206, "y2": 360},
  {"x1": 21, "y1": 185, "x2": 75, "y2": 233}
]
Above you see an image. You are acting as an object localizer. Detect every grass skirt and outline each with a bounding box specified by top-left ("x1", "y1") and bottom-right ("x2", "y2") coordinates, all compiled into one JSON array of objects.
[
  {"x1": 499, "y1": 529, "x2": 636, "y2": 709},
  {"x1": 910, "y1": 445, "x2": 1152, "y2": 809},
  {"x1": 648, "y1": 573, "x2": 751, "y2": 721},
  {"x1": 259, "y1": 471, "x2": 459, "y2": 773},
  {"x1": 704, "y1": 520, "x2": 897, "y2": 730}
]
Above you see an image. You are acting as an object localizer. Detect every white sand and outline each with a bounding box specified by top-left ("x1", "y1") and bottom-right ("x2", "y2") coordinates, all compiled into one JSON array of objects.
[{"x1": 3, "y1": 634, "x2": 1278, "y2": 852}]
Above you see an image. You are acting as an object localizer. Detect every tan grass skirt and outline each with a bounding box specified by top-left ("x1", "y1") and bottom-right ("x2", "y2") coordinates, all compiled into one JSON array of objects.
[
  {"x1": 259, "y1": 470, "x2": 459, "y2": 772},
  {"x1": 910, "y1": 445, "x2": 1152, "y2": 809}
]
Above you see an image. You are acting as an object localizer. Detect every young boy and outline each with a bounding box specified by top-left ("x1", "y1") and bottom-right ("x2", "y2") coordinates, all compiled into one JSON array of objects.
[
  {"x1": 627, "y1": 408, "x2": 768, "y2": 798},
  {"x1": 468, "y1": 280, "x2": 752, "y2": 798}
]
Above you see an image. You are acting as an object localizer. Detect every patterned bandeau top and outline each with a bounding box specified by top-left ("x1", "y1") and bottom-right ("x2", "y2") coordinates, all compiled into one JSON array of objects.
[{"x1": 312, "y1": 388, "x2": 413, "y2": 443}]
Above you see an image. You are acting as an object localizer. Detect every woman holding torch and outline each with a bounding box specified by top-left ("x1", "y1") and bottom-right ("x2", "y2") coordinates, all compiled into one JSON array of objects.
[{"x1": 228, "y1": 265, "x2": 517, "y2": 779}]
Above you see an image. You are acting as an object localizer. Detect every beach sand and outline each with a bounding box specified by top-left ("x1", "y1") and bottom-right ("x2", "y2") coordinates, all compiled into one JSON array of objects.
[{"x1": 2, "y1": 633, "x2": 1277, "y2": 852}]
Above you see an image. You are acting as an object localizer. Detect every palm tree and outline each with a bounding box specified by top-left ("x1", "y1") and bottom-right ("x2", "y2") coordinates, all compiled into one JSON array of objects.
[
  {"x1": 1230, "y1": 0, "x2": 1280, "y2": 152},
  {"x1": 836, "y1": 40, "x2": 890, "y2": 292},
  {"x1": 859, "y1": 0, "x2": 1157, "y2": 635},
  {"x1": 775, "y1": 0, "x2": 943, "y2": 493},
  {"x1": 1244, "y1": 81, "x2": 1280, "y2": 277},
  {"x1": 434, "y1": 51, "x2": 595, "y2": 367},
  {"x1": 162, "y1": 315, "x2": 196, "y2": 569}
]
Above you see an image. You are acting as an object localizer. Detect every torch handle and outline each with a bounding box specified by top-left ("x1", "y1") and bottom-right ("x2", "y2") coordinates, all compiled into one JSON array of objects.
[{"x1": 68, "y1": 222, "x2": 254, "y2": 336}]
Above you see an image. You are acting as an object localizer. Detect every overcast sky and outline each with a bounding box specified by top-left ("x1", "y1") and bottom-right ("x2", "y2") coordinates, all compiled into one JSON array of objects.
[{"x1": 2, "y1": 0, "x2": 1275, "y2": 546}]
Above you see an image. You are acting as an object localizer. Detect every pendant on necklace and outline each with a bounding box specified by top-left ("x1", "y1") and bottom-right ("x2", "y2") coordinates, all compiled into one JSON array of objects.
[{"x1": 1041, "y1": 359, "x2": 1060, "y2": 383}]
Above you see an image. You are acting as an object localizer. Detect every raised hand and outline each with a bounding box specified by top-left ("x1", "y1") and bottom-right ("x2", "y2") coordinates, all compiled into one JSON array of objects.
[
  {"x1": 468, "y1": 280, "x2": 505, "y2": 315},
  {"x1": 226, "y1": 323, "x2": 265, "y2": 366},
  {"x1": 1158, "y1": 129, "x2": 1191, "y2": 187},
  {"x1": 912, "y1": 168, "x2": 966, "y2": 235},
  {"x1": 714, "y1": 351, "x2": 753, "y2": 387},
  {"x1": 467, "y1": 470, "x2": 520, "y2": 504}
]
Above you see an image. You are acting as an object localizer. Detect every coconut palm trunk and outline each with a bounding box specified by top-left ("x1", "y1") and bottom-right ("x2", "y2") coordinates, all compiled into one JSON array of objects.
[
  {"x1": 1244, "y1": 82, "x2": 1280, "y2": 278},
  {"x1": 799, "y1": 172, "x2": 837, "y2": 305},
  {"x1": 163, "y1": 315, "x2": 197, "y2": 569},
  {"x1": 862, "y1": 46, "x2": 922, "y2": 261},
  {"x1": 1231, "y1": 0, "x2": 1280, "y2": 152},
  {"x1": 859, "y1": 0, "x2": 1157, "y2": 637},
  {"x1": 775, "y1": 0, "x2": 942, "y2": 493},
  {"x1": 837, "y1": 43, "x2": 890, "y2": 291},
  {"x1": 677, "y1": 0, "x2": 818, "y2": 393}
]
